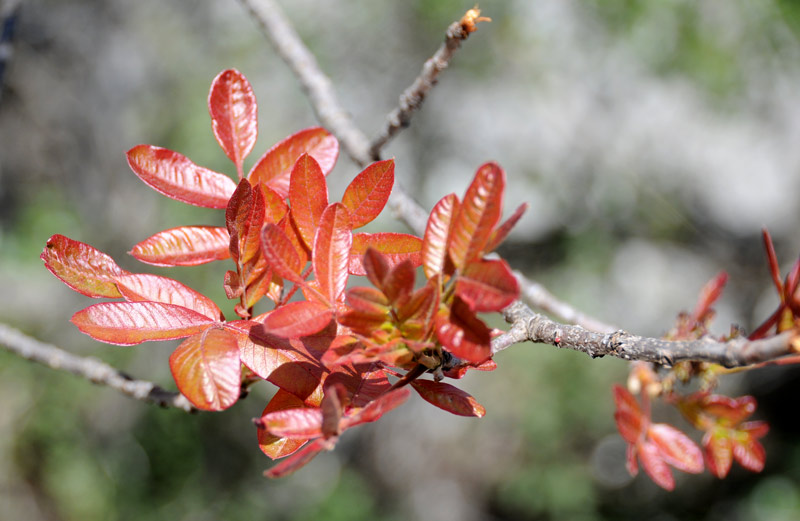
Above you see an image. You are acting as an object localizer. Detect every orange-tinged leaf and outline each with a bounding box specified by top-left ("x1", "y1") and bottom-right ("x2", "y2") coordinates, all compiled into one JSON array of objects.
[
  {"x1": 169, "y1": 328, "x2": 240, "y2": 411},
  {"x1": 484, "y1": 202, "x2": 528, "y2": 253},
  {"x1": 289, "y1": 154, "x2": 329, "y2": 249},
  {"x1": 262, "y1": 301, "x2": 334, "y2": 338},
  {"x1": 614, "y1": 410, "x2": 643, "y2": 445},
  {"x1": 249, "y1": 127, "x2": 339, "y2": 198},
  {"x1": 261, "y1": 183, "x2": 289, "y2": 224},
  {"x1": 257, "y1": 390, "x2": 311, "y2": 459},
  {"x1": 260, "y1": 223, "x2": 305, "y2": 285},
  {"x1": 396, "y1": 278, "x2": 439, "y2": 326},
  {"x1": 341, "y1": 159, "x2": 394, "y2": 228},
  {"x1": 363, "y1": 247, "x2": 390, "y2": 291},
  {"x1": 455, "y1": 258, "x2": 519, "y2": 312},
  {"x1": 422, "y1": 193, "x2": 459, "y2": 279},
  {"x1": 733, "y1": 437, "x2": 766, "y2": 473},
  {"x1": 41, "y1": 234, "x2": 127, "y2": 298},
  {"x1": 647, "y1": 423, "x2": 704, "y2": 474},
  {"x1": 126, "y1": 145, "x2": 236, "y2": 208},
  {"x1": 130, "y1": 226, "x2": 230, "y2": 266},
  {"x1": 258, "y1": 407, "x2": 324, "y2": 439},
  {"x1": 449, "y1": 162, "x2": 505, "y2": 268},
  {"x1": 703, "y1": 431, "x2": 733, "y2": 478},
  {"x1": 435, "y1": 297, "x2": 492, "y2": 364},
  {"x1": 381, "y1": 260, "x2": 415, "y2": 308},
  {"x1": 264, "y1": 437, "x2": 329, "y2": 478},
  {"x1": 612, "y1": 384, "x2": 642, "y2": 418},
  {"x1": 702, "y1": 395, "x2": 756, "y2": 425},
  {"x1": 342, "y1": 387, "x2": 411, "y2": 428},
  {"x1": 410, "y1": 379, "x2": 485, "y2": 417},
  {"x1": 348, "y1": 233, "x2": 422, "y2": 276},
  {"x1": 639, "y1": 440, "x2": 675, "y2": 491},
  {"x1": 344, "y1": 286, "x2": 390, "y2": 315},
  {"x1": 115, "y1": 273, "x2": 223, "y2": 321},
  {"x1": 208, "y1": 69, "x2": 258, "y2": 174},
  {"x1": 324, "y1": 364, "x2": 393, "y2": 408},
  {"x1": 313, "y1": 203, "x2": 352, "y2": 305},
  {"x1": 71, "y1": 302, "x2": 216, "y2": 345}
]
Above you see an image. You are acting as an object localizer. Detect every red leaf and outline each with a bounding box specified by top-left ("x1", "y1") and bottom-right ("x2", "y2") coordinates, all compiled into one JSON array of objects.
[
  {"x1": 264, "y1": 437, "x2": 329, "y2": 478},
  {"x1": 421, "y1": 193, "x2": 459, "y2": 279},
  {"x1": 169, "y1": 328, "x2": 240, "y2": 411},
  {"x1": 324, "y1": 364, "x2": 393, "y2": 408},
  {"x1": 410, "y1": 379, "x2": 485, "y2": 417},
  {"x1": 342, "y1": 388, "x2": 411, "y2": 428},
  {"x1": 484, "y1": 202, "x2": 528, "y2": 253},
  {"x1": 41, "y1": 234, "x2": 126, "y2": 298},
  {"x1": 762, "y1": 228, "x2": 784, "y2": 294},
  {"x1": 614, "y1": 410, "x2": 644, "y2": 445},
  {"x1": 258, "y1": 407, "x2": 324, "y2": 439},
  {"x1": 349, "y1": 233, "x2": 422, "y2": 276},
  {"x1": 130, "y1": 226, "x2": 230, "y2": 266},
  {"x1": 208, "y1": 69, "x2": 258, "y2": 175},
  {"x1": 257, "y1": 390, "x2": 311, "y2": 459},
  {"x1": 703, "y1": 431, "x2": 733, "y2": 478},
  {"x1": 313, "y1": 203, "x2": 352, "y2": 305},
  {"x1": 71, "y1": 302, "x2": 216, "y2": 345},
  {"x1": 126, "y1": 145, "x2": 236, "y2": 208},
  {"x1": 261, "y1": 183, "x2": 289, "y2": 224},
  {"x1": 690, "y1": 271, "x2": 728, "y2": 325},
  {"x1": 363, "y1": 247, "x2": 390, "y2": 291},
  {"x1": 455, "y1": 258, "x2": 519, "y2": 312},
  {"x1": 647, "y1": 423, "x2": 704, "y2": 474},
  {"x1": 262, "y1": 301, "x2": 334, "y2": 338},
  {"x1": 742, "y1": 420, "x2": 769, "y2": 439},
  {"x1": 382, "y1": 260, "x2": 415, "y2": 309},
  {"x1": 249, "y1": 127, "x2": 339, "y2": 198},
  {"x1": 341, "y1": 159, "x2": 395, "y2": 228},
  {"x1": 612, "y1": 385, "x2": 642, "y2": 418},
  {"x1": 115, "y1": 273, "x2": 223, "y2": 320},
  {"x1": 449, "y1": 162, "x2": 505, "y2": 268},
  {"x1": 226, "y1": 179, "x2": 265, "y2": 265},
  {"x1": 396, "y1": 278, "x2": 439, "y2": 327},
  {"x1": 702, "y1": 395, "x2": 756, "y2": 425},
  {"x1": 733, "y1": 437, "x2": 766, "y2": 473},
  {"x1": 639, "y1": 440, "x2": 675, "y2": 490},
  {"x1": 289, "y1": 154, "x2": 329, "y2": 249},
  {"x1": 260, "y1": 223, "x2": 306, "y2": 285},
  {"x1": 435, "y1": 297, "x2": 492, "y2": 364}
]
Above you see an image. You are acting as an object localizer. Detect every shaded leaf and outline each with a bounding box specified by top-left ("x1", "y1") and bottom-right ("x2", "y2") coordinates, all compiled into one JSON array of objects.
[
  {"x1": 614, "y1": 410, "x2": 644, "y2": 445},
  {"x1": 421, "y1": 193, "x2": 459, "y2": 279},
  {"x1": 115, "y1": 273, "x2": 223, "y2": 320},
  {"x1": 639, "y1": 441, "x2": 675, "y2": 491},
  {"x1": 313, "y1": 203, "x2": 352, "y2": 305},
  {"x1": 381, "y1": 260, "x2": 415, "y2": 308},
  {"x1": 363, "y1": 247, "x2": 390, "y2": 291},
  {"x1": 349, "y1": 233, "x2": 422, "y2": 276},
  {"x1": 435, "y1": 297, "x2": 492, "y2": 364},
  {"x1": 249, "y1": 127, "x2": 338, "y2": 198},
  {"x1": 484, "y1": 202, "x2": 528, "y2": 253},
  {"x1": 258, "y1": 407, "x2": 324, "y2": 439},
  {"x1": 72, "y1": 302, "x2": 216, "y2": 345},
  {"x1": 126, "y1": 145, "x2": 236, "y2": 208},
  {"x1": 208, "y1": 69, "x2": 258, "y2": 173},
  {"x1": 289, "y1": 154, "x2": 329, "y2": 249},
  {"x1": 169, "y1": 328, "x2": 240, "y2": 411},
  {"x1": 262, "y1": 301, "x2": 334, "y2": 338},
  {"x1": 410, "y1": 379, "x2": 485, "y2": 417},
  {"x1": 264, "y1": 438, "x2": 329, "y2": 479},
  {"x1": 41, "y1": 234, "x2": 126, "y2": 298},
  {"x1": 130, "y1": 226, "x2": 230, "y2": 266},
  {"x1": 455, "y1": 258, "x2": 519, "y2": 312},
  {"x1": 341, "y1": 159, "x2": 394, "y2": 228},
  {"x1": 703, "y1": 431, "x2": 733, "y2": 478},
  {"x1": 733, "y1": 437, "x2": 766, "y2": 473},
  {"x1": 342, "y1": 388, "x2": 411, "y2": 428},
  {"x1": 226, "y1": 178, "x2": 264, "y2": 265},
  {"x1": 648, "y1": 423, "x2": 704, "y2": 474},
  {"x1": 257, "y1": 390, "x2": 310, "y2": 459}
]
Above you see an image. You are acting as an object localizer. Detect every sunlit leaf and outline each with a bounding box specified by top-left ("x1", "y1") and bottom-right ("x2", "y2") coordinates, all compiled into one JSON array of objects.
[
  {"x1": 226, "y1": 178, "x2": 264, "y2": 265},
  {"x1": 614, "y1": 410, "x2": 643, "y2": 445},
  {"x1": 71, "y1": 302, "x2": 216, "y2": 345},
  {"x1": 341, "y1": 159, "x2": 394, "y2": 228},
  {"x1": 410, "y1": 379, "x2": 485, "y2": 417},
  {"x1": 449, "y1": 162, "x2": 505, "y2": 268},
  {"x1": 130, "y1": 226, "x2": 230, "y2": 266},
  {"x1": 647, "y1": 423, "x2": 704, "y2": 474},
  {"x1": 455, "y1": 258, "x2": 519, "y2": 312},
  {"x1": 208, "y1": 69, "x2": 258, "y2": 174},
  {"x1": 115, "y1": 273, "x2": 223, "y2": 321},
  {"x1": 260, "y1": 223, "x2": 306, "y2": 285},
  {"x1": 381, "y1": 260, "x2": 415, "y2": 309},
  {"x1": 126, "y1": 145, "x2": 236, "y2": 208},
  {"x1": 41, "y1": 234, "x2": 126, "y2": 298},
  {"x1": 249, "y1": 127, "x2": 338, "y2": 198},
  {"x1": 348, "y1": 233, "x2": 422, "y2": 276},
  {"x1": 313, "y1": 203, "x2": 352, "y2": 305},
  {"x1": 703, "y1": 431, "x2": 733, "y2": 478},
  {"x1": 264, "y1": 438, "x2": 329, "y2": 478},
  {"x1": 421, "y1": 193, "x2": 459, "y2": 279},
  {"x1": 169, "y1": 328, "x2": 240, "y2": 411},
  {"x1": 435, "y1": 297, "x2": 492, "y2": 364},
  {"x1": 342, "y1": 388, "x2": 411, "y2": 428},
  {"x1": 484, "y1": 202, "x2": 528, "y2": 253},
  {"x1": 257, "y1": 390, "x2": 311, "y2": 459},
  {"x1": 261, "y1": 183, "x2": 289, "y2": 224},
  {"x1": 289, "y1": 154, "x2": 329, "y2": 249},
  {"x1": 733, "y1": 436, "x2": 766, "y2": 473},
  {"x1": 262, "y1": 301, "x2": 334, "y2": 338},
  {"x1": 258, "y1": 407, "x2": 324, "y2": 439},
  {"x1": 362, "y1": 247, "x2": 390, "y2": 291}
]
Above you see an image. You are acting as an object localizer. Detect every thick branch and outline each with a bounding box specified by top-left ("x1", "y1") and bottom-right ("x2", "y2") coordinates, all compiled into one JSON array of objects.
[
  {"x1": 0, "y1": 323, "x2": 194, "y2": 412},
  {"x1": 493, "y1": 301, "x2": 798, "y2": 368},
  {"x1": 368, "y1": 9, "x2": 488, "y2": 160}
]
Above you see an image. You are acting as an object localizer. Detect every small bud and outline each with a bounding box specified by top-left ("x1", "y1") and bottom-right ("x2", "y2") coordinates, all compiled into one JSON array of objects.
[{"x1": 461, "y1": 7, "x2": 491, "y2": 34}]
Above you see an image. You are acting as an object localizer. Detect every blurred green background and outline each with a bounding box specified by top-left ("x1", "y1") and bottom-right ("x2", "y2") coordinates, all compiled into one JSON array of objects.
[{"x1": 2, "y1": 0, "x2": 800, "y2": 519}]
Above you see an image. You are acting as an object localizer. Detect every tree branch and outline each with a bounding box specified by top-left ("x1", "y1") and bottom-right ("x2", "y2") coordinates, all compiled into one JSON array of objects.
[
  {"x1": 368, "y1": 8, "x2": 489, "y2": 161},
  {"x1": 493, "y1": 301, "x2": 799, "y2": 368},
  {"x1": 0, "y1": 323, "x2": 195, "y2": 412}
]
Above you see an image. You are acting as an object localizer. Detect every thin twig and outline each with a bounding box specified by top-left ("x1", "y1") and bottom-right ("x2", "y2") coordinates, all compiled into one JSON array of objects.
[
  {"x1": 0, "y1": 323, "x2": 195, "y2": 412},
  {"x1": 368, "y1": 8, "x2": 490, "y2": 160},
  {"x1": 492, "y1": 301, "x2": 799, "y2": 368}
]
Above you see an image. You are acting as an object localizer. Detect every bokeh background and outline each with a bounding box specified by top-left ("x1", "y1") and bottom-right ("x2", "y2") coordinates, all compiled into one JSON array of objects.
[{"x1": 2, "y1": 0, "x2": 800, "y2": 519}]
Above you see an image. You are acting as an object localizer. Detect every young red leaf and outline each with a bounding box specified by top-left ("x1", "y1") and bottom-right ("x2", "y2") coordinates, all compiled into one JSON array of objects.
[
  {"x1": 41, "y1": 234, "x2": 127, "y2": 298},
  {"x1": 341, "y1": 159, "x2": 395, "y2": 228},
  {"x1": 449, "y1": 162, "x2": 505, "y2": 268},
  {"x1": 323, "y1": 364, "x2": 393, "y2": 408},
  {"x1": 484, "y1": 202, "x2": 528, "y2": 253},
  {"x1": 348, "y1": 233, "x2": 422, "y2": 276},
  {"x1": 455, "y1": 258, "x2": 519, "y2": 312},
  {"x1": 262, "y1": 301, "x2": 334, "y2": 338},
  {"x1": 208, "y1": 69, "x2": 258, "y2": 175},
  {"x1": 382, "y1": 260, "x2": 415, "y2": 309},
  {"x1": 363, "y1": 247, "x2": 391, "y2": 291},
  {"x1": 115, "y1": 273, "x2": 223, "y2": 321},
  {"x1": 762, "y1": 229, "x2": 784, "y2": 294},
  {"x1": 260, "y1": 183, "x2": 289, "y2": 224},
  {"x1": 614, "y1": 410, "x2": 644, "y2": 445},
  {"x1": 258, "y1": 407, "x2": 324, "y2": 439},
  {"x1": 647, "y1": 423, "x2": 704, "y2": 474},
  {"x1": 264, "y1": 437, "x2": 330, "y2": 479},
  {"x1": 421, "y1": 193, "x2": 459, "y2": 279},
  {"x1": 612, "y1": 384, "x2": 642, "y2": 418},
  {"x1": 701, "y1": 395, "x2": 756, "y2": 425},
  {"x1": 257, "y1": 390, "x2": 311, "y2": 459},
  {"x1": 321, "y1": 382, "x2": 348, "y2": 438},
  {"x1": 126, "y1": 145, "x2": 236, "y2": 208},
  {"x1": 639, "y1": 441, "x2": 675, "y2": 491},
  {"x1": 689, "y1": 271, "x2": 728, "y2": 325},
  {"x1": 313, "y1": 203, "x2": 353, "y2": 305},
  {"x1": 435, "y1": 297, "x2": 492, "y2": 364},
  {"x1": 396, "y1": 278, "x2": 439, "y2": 326},
  {"x1": 169, "y1": 328, "x2": 241, "y2": 411},
  {"x1": 260, "y1": 223, "x2": 306, "y2": 285},
  {"x1": 71, "y1": 302, "x2": 216, "y2": 345},
  {"x1": 342, "y1": 387, "x2": 411, "y2": 428},
  {"x1": 733, "y1": 436, "x2": 766, "y2": 473},
  {"x1": 410, "y1": 379, "x2": 486, "y2": 417},
  {"x1": 249, "y1": 127, "x2": 339, "y2": 198},
  {"x1": 130, "y1": 226, "x2": 230, "y2": 266},
  {"x1": 703, "y1": 431, "x2": 733, "y2": 478},
  {"x1": 289, "y1": 154, "x2": 329, "y2": 249}
]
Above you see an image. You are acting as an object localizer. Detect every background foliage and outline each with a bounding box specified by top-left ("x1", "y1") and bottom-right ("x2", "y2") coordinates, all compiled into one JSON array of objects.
[{"x1": 2, "y1": 0, "x2": 800, "y2": 519}]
